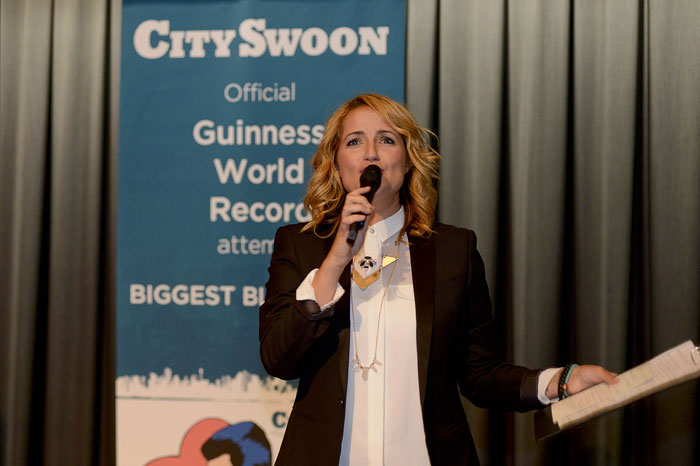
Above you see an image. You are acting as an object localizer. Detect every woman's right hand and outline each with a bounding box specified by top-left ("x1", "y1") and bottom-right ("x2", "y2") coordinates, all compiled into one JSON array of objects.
[
  {"x1": 311, "y1": 186, "x2": 374, "y2": 305},
  {"x1": 330, "y1": 186, "x2": 375, "y2": 263}
]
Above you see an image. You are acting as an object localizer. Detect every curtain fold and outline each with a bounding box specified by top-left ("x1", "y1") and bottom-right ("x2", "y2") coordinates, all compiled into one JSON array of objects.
[
  {"x1": 644, "y1": 1, "x2": 700, "y2": 463},
  {"x1": 1, "y1": 1, "x2": 53, "y2": 464}
]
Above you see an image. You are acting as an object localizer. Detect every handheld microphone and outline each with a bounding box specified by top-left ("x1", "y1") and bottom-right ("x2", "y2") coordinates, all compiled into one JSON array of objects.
[{"x1": 346, "y1": 164, "x2": 382, "y2": 245}]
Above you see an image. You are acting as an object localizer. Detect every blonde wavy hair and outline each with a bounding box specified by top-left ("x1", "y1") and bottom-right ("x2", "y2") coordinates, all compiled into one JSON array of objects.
[{"x1": 302, "y1": 94, "x2": 440, "y2": 239}]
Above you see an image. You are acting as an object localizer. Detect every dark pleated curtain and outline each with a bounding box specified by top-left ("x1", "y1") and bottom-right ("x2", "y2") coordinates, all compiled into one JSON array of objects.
[
  {"x1": 0, "y1": 0, "x2": 117, "y2": 465},
  {"x1": 406, "y1": 0, "x2": 699, "y2": 465},
  {"x1": 1, "y1": 0, "x2": 698, "y2": 465}
]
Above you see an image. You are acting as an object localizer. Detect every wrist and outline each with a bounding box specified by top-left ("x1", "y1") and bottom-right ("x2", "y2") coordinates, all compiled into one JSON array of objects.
[
  {"x1": 320, "y1": 254, "x2": 349, "y2": 275},
  {"x1": 546, "y1": 368, "x2": 563, "y2": 399}
]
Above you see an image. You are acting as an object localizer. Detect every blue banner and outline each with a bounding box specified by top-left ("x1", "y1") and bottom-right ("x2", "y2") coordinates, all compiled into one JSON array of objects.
[{"x1": 117, "y1": 0, "x2": 405, "y2": 464}]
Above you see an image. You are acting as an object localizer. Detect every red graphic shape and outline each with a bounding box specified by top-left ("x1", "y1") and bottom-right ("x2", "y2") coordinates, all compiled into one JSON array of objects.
[{"x1": 147, "y1": 418, "x2": 230, "y2": 466}]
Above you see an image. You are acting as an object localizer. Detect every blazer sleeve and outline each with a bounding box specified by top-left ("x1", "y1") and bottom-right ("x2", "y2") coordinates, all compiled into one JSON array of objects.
[
  {"x1": 456, "y1": 229, "x2": 544, "y2": 412},
  {"x1": 258, "y1": 225, "x2": 337, "y2": 380}
]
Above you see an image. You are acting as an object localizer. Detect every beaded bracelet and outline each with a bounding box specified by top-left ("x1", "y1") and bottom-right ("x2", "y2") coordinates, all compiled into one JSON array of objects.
[{"x1": 557, "y1": 363, "x2": 579, "y2": 399}]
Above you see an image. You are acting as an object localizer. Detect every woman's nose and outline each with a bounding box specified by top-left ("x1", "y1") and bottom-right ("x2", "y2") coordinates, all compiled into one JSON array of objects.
[{"x1": 365, "y1": 142, "x2": 380, "y2": 161}]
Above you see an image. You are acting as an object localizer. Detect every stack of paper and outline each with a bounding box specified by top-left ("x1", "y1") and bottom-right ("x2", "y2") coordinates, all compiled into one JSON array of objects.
[{"x1": 535, "y1": 340, "x2": 700, "y2": 440}]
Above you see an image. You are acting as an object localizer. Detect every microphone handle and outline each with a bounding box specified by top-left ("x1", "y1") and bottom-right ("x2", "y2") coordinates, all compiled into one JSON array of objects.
[
  {"x1": 346, "y1": 190, "x2": 376, "y2": 246},
  {"x1": 346, "y1": 220, "x2": 363, "y2": 245}
]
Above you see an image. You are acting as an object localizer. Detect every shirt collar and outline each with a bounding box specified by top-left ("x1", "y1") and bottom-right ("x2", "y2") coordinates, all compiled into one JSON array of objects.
[{"x1": 370, "y1": 205, "x2": 404, "y2": 243}]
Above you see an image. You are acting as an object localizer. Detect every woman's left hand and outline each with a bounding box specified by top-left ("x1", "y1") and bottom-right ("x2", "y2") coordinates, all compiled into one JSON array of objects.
[{"x1": 546, "y1": 364, "x2": 618, "y2": 400}]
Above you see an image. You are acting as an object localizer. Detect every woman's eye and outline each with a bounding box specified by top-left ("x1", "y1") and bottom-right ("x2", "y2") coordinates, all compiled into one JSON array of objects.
[
  {"x1": 347, "y1": 138, "x2": 360, "y2": 146},
  {"x1": 381, "y1": 137, "x2": 395, "y2": 144}
]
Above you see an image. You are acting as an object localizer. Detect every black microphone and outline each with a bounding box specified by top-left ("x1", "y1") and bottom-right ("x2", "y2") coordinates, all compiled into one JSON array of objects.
[{"x1": 346, "y1": 164, "x2": 382, "y2": 245}]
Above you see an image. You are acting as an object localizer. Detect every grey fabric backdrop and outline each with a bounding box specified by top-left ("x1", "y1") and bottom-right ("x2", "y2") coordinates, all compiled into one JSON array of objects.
[
  {"x1": 406, "y1": 1, "x2": 699, "y2": 465},
  {"x1": 1, "y1": 0, "x2": 698, "y2": 464},
  {"x1": 1, "y1": 0, "x2": 118, "y2": 464}
]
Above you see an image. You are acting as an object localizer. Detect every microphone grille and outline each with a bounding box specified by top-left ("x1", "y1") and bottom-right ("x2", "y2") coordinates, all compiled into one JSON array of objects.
[{"x1": 360, "y1": 164, "x2": 382, "y2": 188}]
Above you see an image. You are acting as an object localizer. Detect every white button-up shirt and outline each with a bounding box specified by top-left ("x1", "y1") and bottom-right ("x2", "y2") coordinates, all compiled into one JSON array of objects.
[{"x1": 298, "y1": 207, "x2": 430, "y2": 465}]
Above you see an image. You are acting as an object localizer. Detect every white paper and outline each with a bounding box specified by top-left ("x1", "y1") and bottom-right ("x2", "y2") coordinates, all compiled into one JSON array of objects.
[{"x1": 551, "y1": 340, "x2": 700, "y2": 429}]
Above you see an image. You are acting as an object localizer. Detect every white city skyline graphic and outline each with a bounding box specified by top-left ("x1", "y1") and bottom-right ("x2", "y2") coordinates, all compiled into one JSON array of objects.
[{"x1": 116, "y1": 368, "x2": 297, "y2": 402}]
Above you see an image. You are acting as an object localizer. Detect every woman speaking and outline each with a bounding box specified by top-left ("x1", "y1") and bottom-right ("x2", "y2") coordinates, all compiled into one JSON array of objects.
[{"x1": 259, "y1": 94, "x2": 616, "y2": 465}]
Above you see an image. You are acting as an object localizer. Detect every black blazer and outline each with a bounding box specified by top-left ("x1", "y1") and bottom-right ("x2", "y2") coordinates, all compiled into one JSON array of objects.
[{"x1": 259, "y1": 222, "x2": 544, "y2": 465}]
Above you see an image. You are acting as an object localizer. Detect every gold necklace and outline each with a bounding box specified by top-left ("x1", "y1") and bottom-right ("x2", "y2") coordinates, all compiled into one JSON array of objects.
[{"x1": 350, "y1": 240, "x2": 400, "y2": 381}]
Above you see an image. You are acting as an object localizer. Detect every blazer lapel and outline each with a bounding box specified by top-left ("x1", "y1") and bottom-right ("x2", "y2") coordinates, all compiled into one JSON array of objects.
[{"x1": 410, "y1": 235, "x2": 435, "y2": 406}]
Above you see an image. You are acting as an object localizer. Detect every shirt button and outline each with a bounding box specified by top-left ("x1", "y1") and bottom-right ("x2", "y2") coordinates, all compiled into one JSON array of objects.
[
  {"x1": 340, "y1": 399, "x2": 344, "y2": 405},
  {"x1": 369, "y1": 228, "x2": 375, "y2": 233}
]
